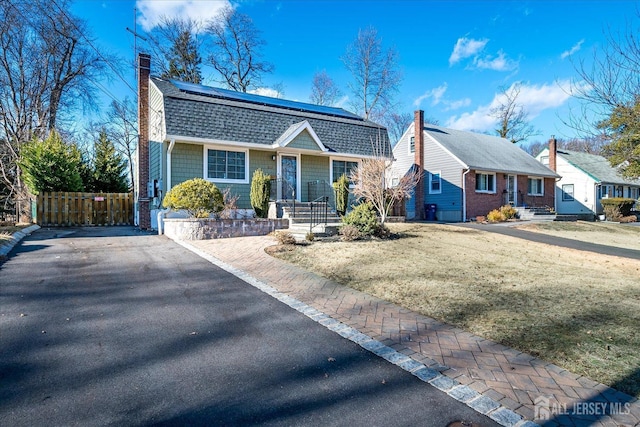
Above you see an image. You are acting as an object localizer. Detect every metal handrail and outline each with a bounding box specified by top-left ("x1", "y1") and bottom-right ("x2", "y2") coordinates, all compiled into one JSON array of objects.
[{"x1": 309, "y1": 196, "x2": 329, "y2": 233}]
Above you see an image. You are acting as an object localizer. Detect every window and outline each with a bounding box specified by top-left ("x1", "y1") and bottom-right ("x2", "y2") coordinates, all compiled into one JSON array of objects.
[
  {"x1": 615, "y1": 185, "x2": 623, "y2": 197},
  {"x1": 332, "y1": 160, "x2": 359, "y2": 183},
  {"x1": 562, "y1": 184, "x2": 574, "y2": 201},
  {"x1": 527, "y1": 177, "x2": 544, "y2": 196},
  {"x1": 409, "y1": 136, "x2": 415, "y2": 153},
  {"x1": 631, "y1": 187, "x2": 640, "y2": 200},
  {"x1": 475, "y1": 173, "x2": 495, "y2": 193},
  {"x1": 601, "y1": 185, "x2": 613, "y2": 199},
  {"x1": 206, "y1": 149, "x2": 247, "y2": 182},
  {"x1": 429, "y1": 171, "x2": 441, "y2": 194}
]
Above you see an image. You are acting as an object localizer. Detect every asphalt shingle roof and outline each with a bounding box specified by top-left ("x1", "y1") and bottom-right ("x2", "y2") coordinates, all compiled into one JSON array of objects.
[
  {"x1": 558, "y1": 149, "x2": 640, "y2": 186},
  {"x1": 152, "y1": 77, "x2": 391, "y2": 158},
  {"x1": 423, "y1": 124, "x2": 559, "y2": 178}
]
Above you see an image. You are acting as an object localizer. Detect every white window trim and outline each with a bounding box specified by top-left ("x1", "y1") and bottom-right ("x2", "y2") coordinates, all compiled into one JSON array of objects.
[
  {"x1": 429, "y1": 170, "x2": 442, "y2": 194},
  {"x1": 527, "y1": 176, "x2": 544, "y2": 196},
  {"x1": 203, "y1": 145, "x2": 250, "y2": 184},
  {"x1": 330, "y1": 157, "x2": 360, "y2": 189},
  {"x1": 562, "y1": 184, "x2": 574, "y2": 201},
  {"x1": 475, "y1": 171, "x2": 496, "y2": 194},
  {"x1": 408, "y1": 135, "x2": 415, "y2": 154}
]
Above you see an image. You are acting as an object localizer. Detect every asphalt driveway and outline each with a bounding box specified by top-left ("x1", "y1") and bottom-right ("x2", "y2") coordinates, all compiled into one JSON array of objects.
[{"x1": 0, "y1": 227, "x2": 498, "y2": 426}]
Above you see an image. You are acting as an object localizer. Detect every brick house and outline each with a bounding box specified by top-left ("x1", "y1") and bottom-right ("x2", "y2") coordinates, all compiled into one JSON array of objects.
[
  {"x1": 390, "y1": 110, "x2": 560, "y2": 221},
  {"x1": 135, "y1": 54, "x2": 391, "y2": 229}
]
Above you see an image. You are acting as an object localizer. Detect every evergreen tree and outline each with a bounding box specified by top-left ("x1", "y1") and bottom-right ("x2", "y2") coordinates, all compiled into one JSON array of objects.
[
  {"x1": 163, "y1": 30, "x2": 202, "y2": 84},
  {"x1": 18, "y1": 130, "x2": 84, "y2": 194},
  {"x1": 90, "y1": 129, "x2": 129, "y2": 193}
]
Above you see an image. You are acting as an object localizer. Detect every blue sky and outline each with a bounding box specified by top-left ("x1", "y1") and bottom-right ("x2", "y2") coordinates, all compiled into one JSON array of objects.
[{"x1": 71, "y1": 0, "x2": 640, "y2": 146}]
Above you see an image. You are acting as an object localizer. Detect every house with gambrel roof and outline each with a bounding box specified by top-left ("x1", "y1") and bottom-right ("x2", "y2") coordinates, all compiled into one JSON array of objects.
[{"x1": 135, "y1": 54, "x2": 391, "y2": 228}]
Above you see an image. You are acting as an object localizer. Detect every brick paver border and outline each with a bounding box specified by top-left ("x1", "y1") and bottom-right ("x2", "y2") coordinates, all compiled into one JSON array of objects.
[{"x1": 176, "y1": 235, "x2": 640, "y2": 427}]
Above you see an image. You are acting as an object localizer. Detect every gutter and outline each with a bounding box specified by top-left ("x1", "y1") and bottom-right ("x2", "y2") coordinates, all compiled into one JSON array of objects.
[{"x1": 462, "y1": 168, "x2": 471, "y2": 222}]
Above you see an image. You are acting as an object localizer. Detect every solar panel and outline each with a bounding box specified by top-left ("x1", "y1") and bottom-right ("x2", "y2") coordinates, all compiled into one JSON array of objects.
[{"x1": 170, "y1": 79, "x2": 363, "y2": 121}]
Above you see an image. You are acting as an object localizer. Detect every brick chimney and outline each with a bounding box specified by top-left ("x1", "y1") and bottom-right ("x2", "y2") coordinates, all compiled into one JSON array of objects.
[
  {"x1": 137, "y1": 53, "x2": 151, "y2": 229},
  {"x1": 548, "y1": 135, "x2": 557, "y2": 172},
  {"x1": 414, "y1": 110, "x2": 425, "y2": 219}
]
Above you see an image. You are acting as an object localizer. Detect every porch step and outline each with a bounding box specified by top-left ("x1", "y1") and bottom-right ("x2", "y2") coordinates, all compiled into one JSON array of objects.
[
  {"x1": 287, "y1": 222, "x2": 341, "y2": 241},
  {"x1": 515, "y1": 206, "x2": 556, "y2": 221},
  {"x1": 281, "y1": 201, "x2": 342, "y2": 224},
  {"x1": 554, "y1": 214, "x2": 579, "y2": 222}
]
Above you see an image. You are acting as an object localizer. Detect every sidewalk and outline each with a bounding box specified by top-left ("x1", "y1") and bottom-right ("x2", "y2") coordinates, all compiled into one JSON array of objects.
[{"x1": 184, "y1": 235, "x2": 640, "y2": 427}]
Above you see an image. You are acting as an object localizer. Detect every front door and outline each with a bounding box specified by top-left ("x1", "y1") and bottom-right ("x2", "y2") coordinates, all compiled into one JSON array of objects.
[
  {"x1": 506, "y1": 175, "x2": 517, "y2": 205},
  {"x1": 280, "y1": 154, "x2": 299, "y2": 201}
]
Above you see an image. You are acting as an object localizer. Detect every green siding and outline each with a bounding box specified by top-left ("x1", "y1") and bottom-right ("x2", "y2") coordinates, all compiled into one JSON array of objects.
[
  {"x1": 287, "y1": 130, "x2": 321, "y2": 151},
  {"x1": 171, "y1": 143, "x2": 203, "y2": 186},
  {"x1": 301, "y1": 155, "x2": 330, "y2": 201},
  {"x1": 149, "y1": 141, "x2": 165, "y2": 209}
]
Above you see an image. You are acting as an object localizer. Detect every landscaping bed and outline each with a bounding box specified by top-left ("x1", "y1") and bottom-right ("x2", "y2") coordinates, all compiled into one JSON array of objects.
[{"x1": 269, "y1": 222, "x2": 640, "y2": 398}]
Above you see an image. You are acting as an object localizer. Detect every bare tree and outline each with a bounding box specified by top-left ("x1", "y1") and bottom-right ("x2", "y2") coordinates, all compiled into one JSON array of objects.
[
  {"x1": 523, "y1": 136, "x2": 606, "y2": 157},
  {"x1": 105, "y1": 98, "x2": 138, "y2": 196},
  {"x1": 384, "y1": 112, "x2": 413, "y2": 144},
  {"x1": 490, "y1": 83, "x2": 538, "y2": 143},
  {"x1": 342, "y1": 27, "x2": 402, "y2": 121},
  {"x1": 0, "y1": 0, "x2": 105, "y2": 219},
  {"x1": 205, "y1": 6, "x2": 273, "y2": 92},
  {"x1": 309, "y1": 70, "x2": 342, "y2": 106},
  {"x1": 569, "y1": 20, "x2": 640, "y2": 178},
  {"x1": 146, "y1": 16, "x2": 203, "y2": 84},
  {"x1": 349, "y1": 133, "x2": 419, "y2": 226}
]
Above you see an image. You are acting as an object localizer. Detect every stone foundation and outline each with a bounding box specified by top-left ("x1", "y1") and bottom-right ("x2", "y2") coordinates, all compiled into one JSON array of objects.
[{"x1": 164, "y1": 218, "x2": 289, "y2": 240}]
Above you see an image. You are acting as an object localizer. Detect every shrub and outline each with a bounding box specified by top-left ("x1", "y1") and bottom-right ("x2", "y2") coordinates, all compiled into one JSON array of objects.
[
  {"x1": 339, "y1": 224, "x2": 361, "y2": 241},
  {"x1": 487, "y1": 209, "x2": 505, "y2": 223},
  {"x1": 275, "y1": 231, "x2": 296, "y2": 245},
  {"x1": 601, "y1": 197, "x2": 635, "y2": 217},
  {"x1": 500, "y1": 204, "x2": 518, "y2": 220},
  {"x1": 162, "y1": 178, "x2": 223, "y2": 218},
  {"x1": 218, "y1": 187, "x2": 240, "y2": 219},
  {"x1": 333, "y1": 174, "x2": 350, "y2": 216},
  {"x1": 603, "y1": 205, "x2": 622, "y2": 221},
  {"x1": 620, "y1": 215, "x2": 637, "y2": 223},
  {"x1": 305, "y1": 232, "x2": 315, "y2": 242},
  {"x1": 250, "y1": 168, "x2": 271, "y2": 218},
  {"x1": 342, "y1": 201, "x2": 379, "y2": 235}
]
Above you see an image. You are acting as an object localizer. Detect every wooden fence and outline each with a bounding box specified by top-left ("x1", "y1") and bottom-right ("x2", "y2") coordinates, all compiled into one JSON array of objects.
[{"x1": 36, "y1": 192, "x2": 134, "y2": 226}]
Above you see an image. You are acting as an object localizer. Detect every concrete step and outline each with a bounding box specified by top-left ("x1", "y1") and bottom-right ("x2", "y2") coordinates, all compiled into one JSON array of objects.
[{"x1": 555, "y1": 214, "x2": 578, "y2": 222}]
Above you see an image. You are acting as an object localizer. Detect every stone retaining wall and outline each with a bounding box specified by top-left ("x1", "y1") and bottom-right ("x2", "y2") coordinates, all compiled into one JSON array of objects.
[{"x1": 163, "y1": 218, "x2": 289, "y2": 240}]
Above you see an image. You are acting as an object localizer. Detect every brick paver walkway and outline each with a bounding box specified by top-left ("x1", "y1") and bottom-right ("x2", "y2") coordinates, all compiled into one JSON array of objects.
[{"x1": 185, "y1": 235, "x2": 639, "y2": 427}]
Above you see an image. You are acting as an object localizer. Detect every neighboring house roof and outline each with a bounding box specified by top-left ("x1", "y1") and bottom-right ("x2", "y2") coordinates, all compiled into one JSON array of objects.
[
  {"x1": 423, "y1": 124, "x2": 559, "y2": 178},
  {"x1": 151, "y1": 77, "x2": 391, "y2": 158},
  {"x1": 556, "y1": 149, "x2": 640, "y2": 186}
]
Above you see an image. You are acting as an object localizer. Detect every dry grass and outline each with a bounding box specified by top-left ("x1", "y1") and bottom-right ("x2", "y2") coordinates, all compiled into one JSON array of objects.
[
  {"x1": 515, "y1": 221, "x2": 640, "y2": 251},
  {"x1": 271, "y1": 222, "x2": 640, "y2": 397},
  {"x1": 0, "y1": 224, "x2": 30, "y2": 244}
]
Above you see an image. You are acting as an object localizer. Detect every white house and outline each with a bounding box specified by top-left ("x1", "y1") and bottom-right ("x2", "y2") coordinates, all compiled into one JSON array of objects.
[{"x1": 536, "y1": 138, "x2": 640, "y2": 219}]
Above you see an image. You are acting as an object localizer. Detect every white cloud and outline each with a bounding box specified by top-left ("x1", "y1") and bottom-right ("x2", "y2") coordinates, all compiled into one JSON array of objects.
[
  {"x1": 248, "y1": 87, "x2": 283, "y2": 98},
  {"x1": 561, "y1": 39, "x2": 584, "y2": 59},
  {"x1": 334, "y1": 95, "x2": 350, "y2": 109},
  {"x1": 446, "y1": 80, "x2": 573, "y2": 131},
  {"x1": 449, "y1": 37, "x2": 488, "y2": 65},
  {"x1": 445, "y1": 97, "x2": 472, "y2": 111},
  {"x1": 473, "y1": 50, "x2": 518, "y2": 71},
  {"x1": 136, "y1": 0, "x2": 231, "y2": 32},
  {"x1": 413, "y1": 84, "x2": 448, "y2": 107}
]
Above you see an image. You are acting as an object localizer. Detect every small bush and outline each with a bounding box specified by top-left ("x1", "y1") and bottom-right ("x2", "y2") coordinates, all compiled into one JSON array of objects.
[
  {"x1": 162, "y1": 178, "x2": 223, "y2": 218},
  {"x1": 601, "y1": 197, "x2": 635, "y2": 217},
  {"x1": 305, "y1": 232, "x2": 315, "y2": 242},
  {"x1": 218, "y1": 187, "x2": 240, "y2": 219},
  {"x1": 603, "y1": 205, "x2": 622, "y2": 221},
  {"x1": 500, "y1": 205, "x2": 518, "y2": 220},
  {"x1": 333, "y1": 174, "x2": 350, "y2": 216},
  {"x1": 250, "y1": 168, "x2": 271, "y2": 218},
  {"x1": 487, "y1": 209, "x2": 505, "y2": 223},
  {"x1": 339, "y1": 224, "x2": 361, "y2": 241},
  {"x1": 275, "y1": 231, "x2": 296, "y2": 245},
  {"x1": 620, "y1": 215, "x2": 637, "y2": 223},
  {"x1": 342, "y1": 201, "x2": 380, "y2": 235}
]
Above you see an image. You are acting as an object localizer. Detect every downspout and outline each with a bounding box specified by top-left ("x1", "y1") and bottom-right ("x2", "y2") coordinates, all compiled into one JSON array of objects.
[
  {"x1": 158, "y1": 139, "x2": 175, "y2": 235},
  {"x1": 462, "y1": 168, "x2": 471, "y2": 222}
]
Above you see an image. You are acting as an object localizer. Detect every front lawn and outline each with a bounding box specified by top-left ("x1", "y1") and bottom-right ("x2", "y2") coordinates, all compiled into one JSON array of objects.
[{"x1": 271, "y1": 222, "x2": 640, "y2": 398}]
